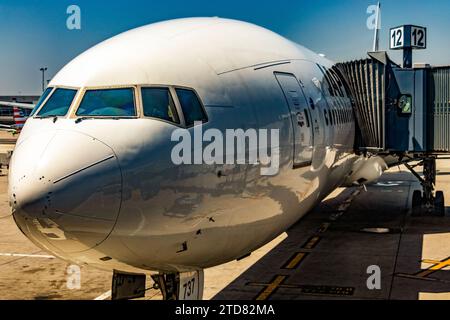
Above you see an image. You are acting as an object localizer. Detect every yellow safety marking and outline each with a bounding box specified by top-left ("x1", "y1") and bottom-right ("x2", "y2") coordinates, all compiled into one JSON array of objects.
[
  {"x1": 255, "y1": 275, "x2": 287, "y2": 301},
  {"x1": 338, "y1": 204, "x2": 350, "y2": 211},
  {"x1": 395, "y1": 273, "x2": 438, "y2": 282},
  {"x1": 330, "y1": 188, "x2": 361, "y2": 219},
  {"x1": 317, "y1": 222, "x2": 330, "y2": 234},
  {"x1": 302, "y1": 236, "x2": 321, "y2": 250},
  {"x1": 283, "y1": 252, "x2": 308, "y2": 269},
  {"x1": 248, "y1": 281, "x2": 355, "y2": 297},
  {"x1": 415, "y1": 257, "x2": 450, "y2": 278}
]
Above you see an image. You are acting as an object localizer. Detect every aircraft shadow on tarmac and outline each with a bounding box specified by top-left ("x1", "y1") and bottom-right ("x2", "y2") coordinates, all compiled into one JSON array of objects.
[{"x1": 212, "y1": 171, "x2": 450, "y2": 300}]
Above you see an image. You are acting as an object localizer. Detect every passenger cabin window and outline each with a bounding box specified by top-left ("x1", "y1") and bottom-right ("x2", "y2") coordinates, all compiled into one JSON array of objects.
[
  {"x1": 37, "y1": 88, "x2": 77, "y2": 117},
  {"x1": 141, "y1": 88, "x2": 179, "y2": 124},
  {"x1": 176, "y1": 89, "x2": 207, "y2": 127},
  {"x1": 77, "y1": 88, "x2": 136, "y2": 117},
  {"x1": 31, "y1": 87, "x2": 53, "y2": 116}
]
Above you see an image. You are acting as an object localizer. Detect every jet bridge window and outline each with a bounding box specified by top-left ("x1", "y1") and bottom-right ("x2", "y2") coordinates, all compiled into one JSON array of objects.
[
  {"x1": 76, "y1": 88, "x2": 136, "y2": 117},
  {"x1": 37, "y1": 88, "x2": 78, "y2": 117},
  {"x1": 175, "y1": 88, "x2": 208, "y2": 127},
  {"x1": 141, "y1": 88, "x2": 180, "y2": 124}
]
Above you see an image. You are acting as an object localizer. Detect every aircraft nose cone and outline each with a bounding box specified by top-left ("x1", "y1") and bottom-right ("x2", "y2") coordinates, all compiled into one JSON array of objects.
[{"x1": 9, "y1": 131, "x2": 122, "y2": 254}]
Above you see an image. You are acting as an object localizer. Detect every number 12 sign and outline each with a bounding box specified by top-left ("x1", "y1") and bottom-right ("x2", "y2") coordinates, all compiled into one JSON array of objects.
[{"x1": 390, "y1": 25, "x2": 427, "y2": 50}]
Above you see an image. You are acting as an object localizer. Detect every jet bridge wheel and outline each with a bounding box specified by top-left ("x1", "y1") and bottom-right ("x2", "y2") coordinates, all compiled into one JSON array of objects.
[{"x1": 405, "y1": 157, "x2": 445, "y2": 217}]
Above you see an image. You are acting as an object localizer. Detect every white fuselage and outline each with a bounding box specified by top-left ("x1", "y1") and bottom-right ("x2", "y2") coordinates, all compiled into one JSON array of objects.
[{"x1": 9, "y1": 18, "x2": 360, "y2": 273}]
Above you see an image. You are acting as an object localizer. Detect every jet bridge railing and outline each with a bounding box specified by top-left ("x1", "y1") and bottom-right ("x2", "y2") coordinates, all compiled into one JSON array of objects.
[{"x1": 429, "y1": 67, "x2": 450, "y2": 152}]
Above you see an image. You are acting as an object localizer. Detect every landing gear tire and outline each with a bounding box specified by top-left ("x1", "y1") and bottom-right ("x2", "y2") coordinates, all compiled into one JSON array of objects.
[
  {"x1": 412, "y1": 190, "x2": 423, "y2": 217},
  {"x1": 435, "y1": 191, "x2": 445, "y2": 217},
  {"x1": 406, "y1": 158, "x2": 446, "y2": 217}
]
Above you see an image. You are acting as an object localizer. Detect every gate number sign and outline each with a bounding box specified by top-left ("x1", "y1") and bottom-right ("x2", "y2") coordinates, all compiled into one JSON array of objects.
[{"x1": 390, "y1": 25, "x2": 427, "y2": 50}]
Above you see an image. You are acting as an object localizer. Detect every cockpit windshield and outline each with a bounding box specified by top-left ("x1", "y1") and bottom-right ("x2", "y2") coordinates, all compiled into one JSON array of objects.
[
  {"x1": 141, "y1": 87, "x2": 179, "y2": 124},
  {"x1": 76, "y1": 88, "x2": 136, "y2": 117},
  {"x1": 30, "y1": 87, "x2": 53, "y2": 116},
  {"x1": 37, "y1": 88, "x2": 78, "y2": 117}
]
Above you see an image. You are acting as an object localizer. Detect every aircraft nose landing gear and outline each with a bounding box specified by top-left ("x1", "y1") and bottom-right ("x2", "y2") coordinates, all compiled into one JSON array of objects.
[
  {"x1": 405, "y1": 157, "x2": 446, "y2": 217},
  {"x1": 110, "y1": 269, "x2": 204, "y2": 300},
  {"x1": 151, "y1": 270, "x2": 204, "y2": 300}
]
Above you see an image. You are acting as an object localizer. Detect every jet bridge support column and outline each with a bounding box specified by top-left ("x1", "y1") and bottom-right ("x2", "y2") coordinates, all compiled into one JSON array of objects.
[
  {"x1": 405, "y1": 157, "x2": 445, "y2": 217},
  {"x1": 339, "y1": 24, "x2": 449, "y2": 217}
]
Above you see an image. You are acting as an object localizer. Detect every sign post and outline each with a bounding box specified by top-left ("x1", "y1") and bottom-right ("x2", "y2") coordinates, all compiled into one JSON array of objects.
[{"x1": 389, "y1": 25, "x2": 427, "y2": 68}]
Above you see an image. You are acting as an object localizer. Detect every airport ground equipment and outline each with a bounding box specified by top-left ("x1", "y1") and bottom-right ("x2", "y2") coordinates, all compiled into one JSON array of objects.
[
  {"x1": 111, "y1": 270, "x2": 204, "y2": 300},
  {"x1": 111, "y1": 270, "x2": 146, "y2": 300},
  {"x1": 338, "y1": 25, "x2": 449, "y2": 215}
]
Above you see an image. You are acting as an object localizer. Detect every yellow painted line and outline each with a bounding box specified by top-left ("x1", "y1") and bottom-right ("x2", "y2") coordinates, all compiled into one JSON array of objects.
[
  {"x1": 249, "y1": 281, "x2": 355, "y2": 297},
  {"x1": 255, "y1": 275, "x2": 287, "y2": 301},
  {"x1": 422, "y1": 259, "x2": 450, "y2": 265},
  {"x1": 416, "y1": 269, "x2": 437, "y2": 278},
  {"x1": 317, "y1": 223, "x2": 330, "y2": 234},
  {"x1": 338, "y1": 204, "x2": 350, "y2": 211},
  {"x1": 302, "y1": 236, "x2": 321, "y2": 250},
  {"x1": 283, "y1": 252, "x2": 308, "y2": 269},
  {"x1": 416, "y1": 257, "x2": 450, "y2": 278},
  {"x1": 395, "y1": 273, "x2": 439, "y2": 282}
]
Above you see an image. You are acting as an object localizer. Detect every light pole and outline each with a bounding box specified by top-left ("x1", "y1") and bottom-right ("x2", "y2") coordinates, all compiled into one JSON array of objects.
[{"x1": 39, "y1": 67, "x2": 48, "y2": 92}]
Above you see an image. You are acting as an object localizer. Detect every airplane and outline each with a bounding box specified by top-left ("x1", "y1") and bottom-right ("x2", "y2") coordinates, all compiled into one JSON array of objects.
[
  {"x1": 0, "y1": 101, "x2": 35, "y2": 133},
  {"x1": 9, "y1": 17, "x2": 400, "y2": 300}
]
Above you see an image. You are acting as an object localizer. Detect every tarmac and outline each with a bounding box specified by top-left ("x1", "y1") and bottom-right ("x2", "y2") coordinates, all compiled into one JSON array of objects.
[{"x1": 0, "y1": 147, "x2": 449, "y2": 299}]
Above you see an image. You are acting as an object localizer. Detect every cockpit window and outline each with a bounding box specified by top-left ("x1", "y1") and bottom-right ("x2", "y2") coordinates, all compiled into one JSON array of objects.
[
  {"x1": 37, "y1": 88, "x2": 78, "y2": 117},
  {"x1": 175, "y1": 88, "x2": 207, "y2": 126},
  {"x1": 76, "y1": 88, "x2": 136, "y2": 117},
  {"x1": 141, "y1": 88, "x2": 179, "y2": 124},
  {"x1": 30, "y1": 87, "x2": 53, "y2": 116}
]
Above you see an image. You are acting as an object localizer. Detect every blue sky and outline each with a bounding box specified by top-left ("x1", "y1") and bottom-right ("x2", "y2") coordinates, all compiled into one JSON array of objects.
[{"x1": 1, "y1": 0, "x2": 449, "y2": 95}]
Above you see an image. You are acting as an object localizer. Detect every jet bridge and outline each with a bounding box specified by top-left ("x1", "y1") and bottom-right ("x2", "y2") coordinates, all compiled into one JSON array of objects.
[{"x1": 338, "y1": 51, "x2": 450, "y2": 216}]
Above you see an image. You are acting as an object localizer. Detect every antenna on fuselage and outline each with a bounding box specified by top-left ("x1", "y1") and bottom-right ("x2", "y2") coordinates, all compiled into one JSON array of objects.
[{"x1": 372, "y1": 2, "x2": 381, "y2": 51}]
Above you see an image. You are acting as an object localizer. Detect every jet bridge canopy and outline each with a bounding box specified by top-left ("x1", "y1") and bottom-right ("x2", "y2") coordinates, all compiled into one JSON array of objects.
[
  {"x1": 338, "y1": 51, "x2": 450, "y2": 215},
  {"x1": 338, "y1": 52, "x2": 450, "y2": 154}
]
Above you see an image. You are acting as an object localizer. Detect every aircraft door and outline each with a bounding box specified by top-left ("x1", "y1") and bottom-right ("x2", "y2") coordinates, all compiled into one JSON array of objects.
[
  {"x1": 275, "y1": 72, "x2": 313, "y2": 167},
  {"x1": 295, "y1": 61, "x2": 329, "y2": 147}
]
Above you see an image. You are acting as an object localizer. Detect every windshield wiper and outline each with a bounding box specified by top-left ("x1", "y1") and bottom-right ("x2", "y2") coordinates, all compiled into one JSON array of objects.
[
  {"x1": 37, "y1": 115, "x2": 60, "y2": 123},
  {"x1": 75, "y1": 117, "x2": 95, "y2": 124},
  {"x1": 37, "y1": 115, "x2": 57, "y2": 119}
]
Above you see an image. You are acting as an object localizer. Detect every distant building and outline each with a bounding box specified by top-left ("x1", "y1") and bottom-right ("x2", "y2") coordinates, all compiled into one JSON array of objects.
[{"x1": 0, "y1": 96, "x2": 39, "y2": 125}]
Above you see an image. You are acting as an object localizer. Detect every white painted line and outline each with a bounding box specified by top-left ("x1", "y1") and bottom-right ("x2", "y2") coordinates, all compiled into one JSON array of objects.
[
  {"x1": 0, "y1": 253, "x2": 55, "y2": 259},
  {"x1": 94, "y1": 290, "x2": 111, "y2": 300}
]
